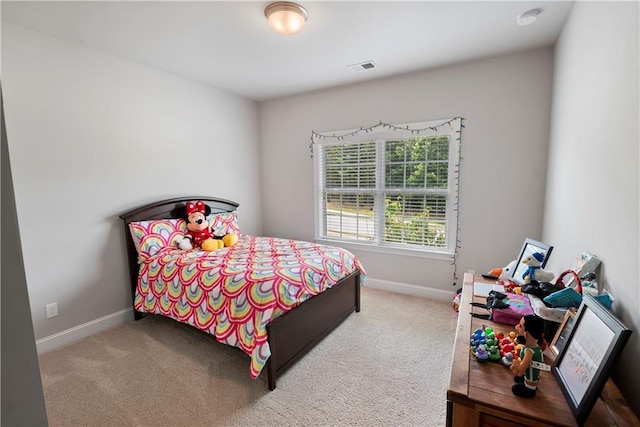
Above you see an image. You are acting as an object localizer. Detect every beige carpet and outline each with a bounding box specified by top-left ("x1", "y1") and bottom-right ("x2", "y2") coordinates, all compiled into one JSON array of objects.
[{"x1": 38, "y1": 287, "x2": 458, "y2": 426}]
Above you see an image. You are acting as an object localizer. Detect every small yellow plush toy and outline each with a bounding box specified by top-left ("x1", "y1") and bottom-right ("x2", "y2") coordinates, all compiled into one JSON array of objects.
[
  {"x1": 201, "y1": 233, "x2": 238, "y2": 251},
  {"x1": 201, "y1": 238, "x2": 224, "y2": 251},
  {"x1": 221, "y1": 233, "x2": 238, "y2": 247}
]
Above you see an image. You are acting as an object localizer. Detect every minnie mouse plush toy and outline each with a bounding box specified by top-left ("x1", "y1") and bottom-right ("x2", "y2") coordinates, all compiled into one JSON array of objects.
[{"x1": 177, "y1": 201, "x2": 236, "y2": 251}]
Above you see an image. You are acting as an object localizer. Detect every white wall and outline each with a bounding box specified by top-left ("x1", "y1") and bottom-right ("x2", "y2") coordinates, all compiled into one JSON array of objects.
[
  {"x1": 259, "y1": 47, "x2": 554, "y2": 299},
  {"x1": 2, "y1": 23, "x2": 263, "y2": 342},
  {"x1": 544, "y1": 1, "x2": 639, "y2": 413}
]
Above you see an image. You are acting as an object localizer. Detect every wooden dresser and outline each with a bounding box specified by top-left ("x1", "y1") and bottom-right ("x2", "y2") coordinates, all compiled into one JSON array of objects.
[{"x1": 446, "y1": 272, "x2": 639, "y2": 426}]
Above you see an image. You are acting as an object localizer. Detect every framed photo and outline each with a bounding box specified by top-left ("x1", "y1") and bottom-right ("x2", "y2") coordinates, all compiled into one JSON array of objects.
[
  {"x1": 550, "y1": 309, "x2": 576, "y2": 356},
  {"x1": 569, "y1": 251, "x2": 601, "y2": 278},
  {"x1": 552, "y1": 294, "x2": 631, "y2": 425},
  {"x1": 565, "y1": 251, "x2": 601, "y2": 288},
  {"x1": 511, "y1": 238, "x2": 554, "y2": 285}
]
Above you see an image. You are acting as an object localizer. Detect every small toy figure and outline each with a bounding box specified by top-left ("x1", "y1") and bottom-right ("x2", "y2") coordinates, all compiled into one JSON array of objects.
[
  {"x1": 452, "y1": 288, "x2": 462, "y2": 312},
  {"x1": 509, "y1": 315, "x2": 548, "y2": 398},
  {"x1": 469, "y1": 326, "x2": 502, "y2": 363},
  {"x1": 521, "y1": 252, "x2": 555, "y2": 283},
  {"x1": 475, "y1": 344, "x2": 490, "y2": 363}
]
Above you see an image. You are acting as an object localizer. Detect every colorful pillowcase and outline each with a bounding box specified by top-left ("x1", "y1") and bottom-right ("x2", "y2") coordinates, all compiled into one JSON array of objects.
[
  {"x1": 129, "y1": 218, "x2": 187, "y2": 262},
  {"x1": 209, "y1": 210, "x2": 241, "y2": 236}
]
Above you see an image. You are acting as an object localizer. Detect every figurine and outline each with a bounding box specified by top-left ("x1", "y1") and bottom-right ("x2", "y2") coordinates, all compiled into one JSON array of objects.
[{"x1": 509, "y1": 315, "x2": 548, "y2": 398}]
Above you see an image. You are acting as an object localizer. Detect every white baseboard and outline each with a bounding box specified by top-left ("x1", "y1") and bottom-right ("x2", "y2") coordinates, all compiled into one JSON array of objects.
[
  {"x1": 35, "y1": 278, "x2": 452, "y2": 354},
  {"x1": 36, "y1": 308, "x2": 134, "y2": 355},
  {"x1": 364, "y1": 277, "x2": 455, "y2": 303}
]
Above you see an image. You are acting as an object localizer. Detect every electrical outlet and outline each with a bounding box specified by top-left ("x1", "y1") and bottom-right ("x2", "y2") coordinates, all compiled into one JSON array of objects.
[{"x1": 45, "y1": 302, "x2": 58, "y2": 319}]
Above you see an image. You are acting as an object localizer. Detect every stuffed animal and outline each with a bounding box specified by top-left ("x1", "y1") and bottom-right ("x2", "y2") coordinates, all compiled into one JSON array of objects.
[
  {"x1": 177, "y1": 201, "x2": 238, "y2": 251},
  {"x1": 521, "y1": 252, "x2": 554, "y2": 283},
  {"x1": 488, "y1": 260, "x2": 518, "y2": 283}
]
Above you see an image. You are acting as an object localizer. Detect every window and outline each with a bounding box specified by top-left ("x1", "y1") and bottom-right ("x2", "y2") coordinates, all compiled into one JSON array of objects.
[{"x1": 313, "y1": 119, "x2": 461, "y2": 256}]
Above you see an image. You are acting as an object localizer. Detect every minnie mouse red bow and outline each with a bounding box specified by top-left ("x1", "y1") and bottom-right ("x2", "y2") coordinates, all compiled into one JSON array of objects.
[{"x1": 186, "y1": 201, "x2": 206, "y2": 215}]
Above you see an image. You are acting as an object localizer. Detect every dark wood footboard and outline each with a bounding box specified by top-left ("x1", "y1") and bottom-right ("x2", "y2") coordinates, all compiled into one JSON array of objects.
[{"x1": 265, "y1": 270, "x2": 361, "y2": 390}]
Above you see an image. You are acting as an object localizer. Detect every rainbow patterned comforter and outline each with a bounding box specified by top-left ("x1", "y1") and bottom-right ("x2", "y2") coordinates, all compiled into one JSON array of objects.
[{"x1": 134, "y1": 235, "x2": 365, "y2": 378}]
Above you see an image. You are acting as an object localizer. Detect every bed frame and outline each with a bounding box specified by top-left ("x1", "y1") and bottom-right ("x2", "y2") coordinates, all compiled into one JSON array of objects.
[{"x1": 119, "y1": 196, "x2": 361, "y2": 390}]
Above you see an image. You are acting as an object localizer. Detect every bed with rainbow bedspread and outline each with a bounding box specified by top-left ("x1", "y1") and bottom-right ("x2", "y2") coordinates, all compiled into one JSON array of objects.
[
  {"x1": 135, "y1": 235, "x2": 365, "y2": 379},
  {"x1": 120, "y1": 196, "x2": 365, "y2": 390}
]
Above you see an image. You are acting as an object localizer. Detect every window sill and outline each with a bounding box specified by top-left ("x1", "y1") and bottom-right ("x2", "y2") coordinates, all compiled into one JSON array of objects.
[{"x1": 315, "y1": 238, "x2": 455, "y2": 261}]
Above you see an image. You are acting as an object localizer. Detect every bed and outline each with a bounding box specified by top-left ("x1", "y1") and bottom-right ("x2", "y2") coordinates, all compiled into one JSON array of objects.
[{"x1": 119, "y1": 196, "x2": 364, "y2": 390}]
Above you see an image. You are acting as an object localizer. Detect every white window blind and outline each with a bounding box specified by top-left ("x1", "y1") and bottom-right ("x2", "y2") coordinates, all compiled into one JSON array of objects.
[{"x1": 313, "y1": 119, "x2": 461, "y2": 255}]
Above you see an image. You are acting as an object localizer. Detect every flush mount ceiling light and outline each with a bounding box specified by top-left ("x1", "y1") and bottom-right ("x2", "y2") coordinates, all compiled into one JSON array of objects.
[
  {"x1": 265, "y1": 1, "x2": 308, "y2": 35},
  {"x1": 517, "y1": 8, "x2": 540, "y2": 26}
]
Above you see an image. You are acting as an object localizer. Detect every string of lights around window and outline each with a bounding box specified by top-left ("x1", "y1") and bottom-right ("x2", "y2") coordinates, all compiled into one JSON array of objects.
[
  {"x1": 310, "y1": 117, "x2": 466, "y2": 289},
  {"x1": 310, "y1": 117, "x2": 462, "y2": 144}
]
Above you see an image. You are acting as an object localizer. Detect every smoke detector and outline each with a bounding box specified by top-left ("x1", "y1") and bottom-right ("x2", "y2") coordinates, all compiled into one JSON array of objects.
[
  {"x1": 517, "y1": 9, "x2": 540, "y2": 26},
  {"x1": 348, "y1": 61, "x2": 377, "y2": 72}
]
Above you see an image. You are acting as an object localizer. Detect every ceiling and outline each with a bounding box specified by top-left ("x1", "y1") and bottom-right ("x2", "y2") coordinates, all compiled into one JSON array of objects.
[{"x1": 1, "y1": 1, "x2": 574, "y2": 101}]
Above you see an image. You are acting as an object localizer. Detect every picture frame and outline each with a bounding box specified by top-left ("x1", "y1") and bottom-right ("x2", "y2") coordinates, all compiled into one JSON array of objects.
[
  {"x1": 552, "y1": 294, "x2": 632, "y2": 425},
  {"x1": 511, "y1": 238, "x2": 554, "y2": 285},
  {"x1": 550, "y1": 309, "x2": 576, "y2": 356},
  {"x1": 565, "y1": 251, "x2": 601, "y2": 289}
]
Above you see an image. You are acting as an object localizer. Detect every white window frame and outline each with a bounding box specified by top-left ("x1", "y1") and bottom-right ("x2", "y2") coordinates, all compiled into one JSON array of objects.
[{"x1": 312, "y1": 119, "x2": 461, "y2": 260}]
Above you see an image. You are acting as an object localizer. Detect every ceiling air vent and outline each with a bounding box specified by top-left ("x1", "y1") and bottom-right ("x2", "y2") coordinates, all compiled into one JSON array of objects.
[{"x1": 348, "y1": 61, "x2": 377, "y2": 72}]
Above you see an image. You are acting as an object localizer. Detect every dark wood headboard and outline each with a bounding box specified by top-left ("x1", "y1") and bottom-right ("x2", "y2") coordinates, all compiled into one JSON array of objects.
[{"x1": 119, "y1": 196, "x2": 239, "y2": 307}]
